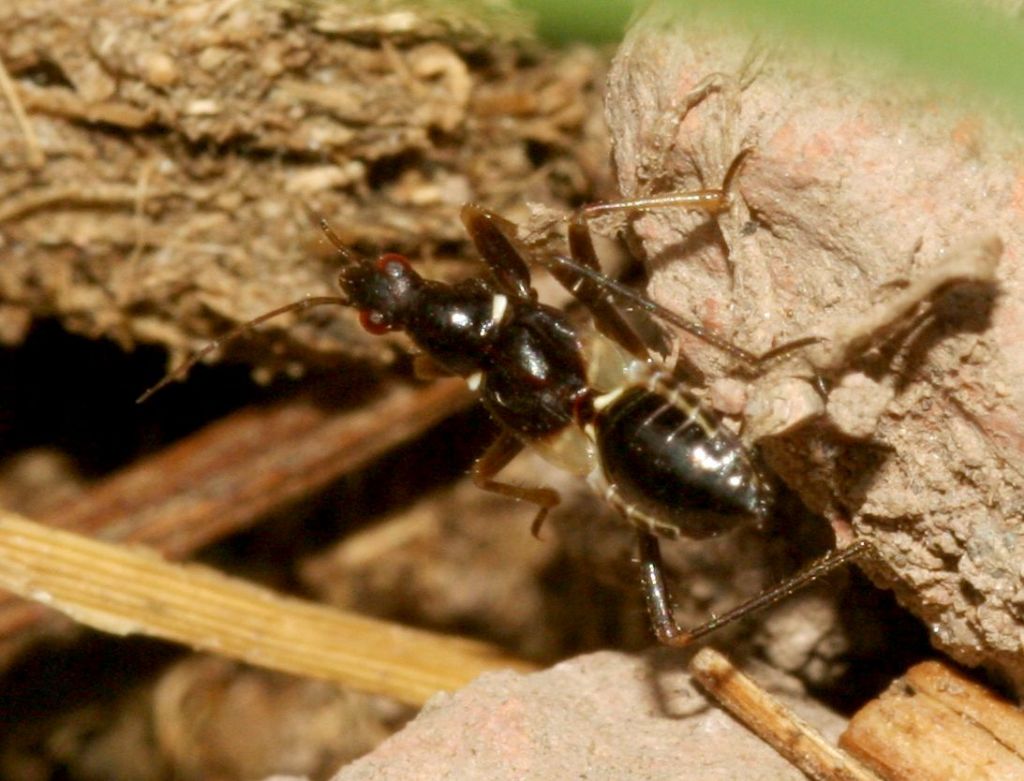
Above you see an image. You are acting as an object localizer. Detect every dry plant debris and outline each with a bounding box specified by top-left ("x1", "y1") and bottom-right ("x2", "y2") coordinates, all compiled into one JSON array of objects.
[
  {"x1": 690, "y1": 647, "x2": 880, "y2": 781},
  {"x1": 0, "y1": 378, "x2": 472, "y2": 649},
  {"x1": 605, "y1": 2, "x2": 1024, "y2": 690},
  {"x1": 0, "y1": 0, "x2": 609, "y2": 369},
  {"x1": 0, "y1": 507, "x2": 536, "y2": 706},
  {"x1": 840, "y1": 660, "x2": 1024, "y2": 780}
]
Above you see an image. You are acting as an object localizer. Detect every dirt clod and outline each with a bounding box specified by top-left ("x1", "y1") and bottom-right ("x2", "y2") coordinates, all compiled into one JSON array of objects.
[{"x1": 605, "y1": 3, "x2": 1024, "y2": 691}]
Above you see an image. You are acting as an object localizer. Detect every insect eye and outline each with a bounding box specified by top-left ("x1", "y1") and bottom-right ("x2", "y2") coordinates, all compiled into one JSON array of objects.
[
  {"x1": 376, "y1": 253, "x2": 412, "y2": 276},
  {"x1": 359, "y1": 309, "x2": 392, "y2": 334}
]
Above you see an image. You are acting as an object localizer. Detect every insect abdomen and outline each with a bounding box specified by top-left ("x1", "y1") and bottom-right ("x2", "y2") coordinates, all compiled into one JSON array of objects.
[{"x1": 595, "y1": 384, "x2": 767, "y2": 539}]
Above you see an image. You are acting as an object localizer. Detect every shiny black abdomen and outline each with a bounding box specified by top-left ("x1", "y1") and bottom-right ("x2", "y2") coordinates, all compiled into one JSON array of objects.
[{"x1": 596, "y1": 385, "x2": 767, "y2": 539}]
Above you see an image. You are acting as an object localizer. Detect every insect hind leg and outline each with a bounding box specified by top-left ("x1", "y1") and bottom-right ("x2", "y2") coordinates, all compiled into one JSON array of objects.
[{"x1": 636, "y1": 531, "x2": 870, "y2": 647}]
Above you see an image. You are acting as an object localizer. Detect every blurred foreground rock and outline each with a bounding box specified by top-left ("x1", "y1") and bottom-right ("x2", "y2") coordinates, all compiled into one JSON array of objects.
[{"x1": 329, "y1": 650, "x2": 845, "y2": 781}]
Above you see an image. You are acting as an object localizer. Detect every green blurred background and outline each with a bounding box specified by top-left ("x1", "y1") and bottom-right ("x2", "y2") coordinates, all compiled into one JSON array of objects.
[{"x1": 515, "y1": 0, "x2": 1024, "y2": 119}]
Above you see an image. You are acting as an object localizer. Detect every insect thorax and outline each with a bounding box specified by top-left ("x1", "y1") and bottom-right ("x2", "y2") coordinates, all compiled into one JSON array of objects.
[{"x1": 478, "y1": 301, "x2": 590, "y2": 437}]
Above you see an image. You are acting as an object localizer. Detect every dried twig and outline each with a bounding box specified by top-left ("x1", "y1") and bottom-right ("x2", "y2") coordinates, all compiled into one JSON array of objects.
[
  {"x1": 0, "y1": 54, "x2": 44, "y2": 169},
  {"x1": 17, "y1": 83, "x2": 153, "y2": 128},
  {"x1": 690, "y1": 647, "x2": 881, "y2": 781},
  {"x1": 0, "y1": 378, "x2": 474, "y2": 642},
  {"x1": 0, "y1": 182, "x2": 160, "y2": 223},
  {"x1": 0, "y1": 508, "x2": 536, "y2": 706}
]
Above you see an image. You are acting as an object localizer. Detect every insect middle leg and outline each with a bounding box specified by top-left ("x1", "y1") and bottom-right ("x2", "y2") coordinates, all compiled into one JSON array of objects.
[
  {"x1": 551, "y1": 202, "x2": 819, "y2": 370},
  {"x1": 472, "y1": 430, "x2": 561, "y2": 538}
]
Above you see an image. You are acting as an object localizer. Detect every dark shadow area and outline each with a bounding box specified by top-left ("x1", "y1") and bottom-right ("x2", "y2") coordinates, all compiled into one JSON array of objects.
[
  {"x1": 815, "y1": 568, "x2": 933, "y2": 715},
  {"x1": 0, "y1": 632, "x2": 181, "y2": 730},
  {"x1": 852, "y1": 279, "x2": 1000, "y2": 394},
  {"x1": 640, "y1": 217, "x2": 726, "y2": 279},
  {"x1": 199, "y1": 403, "x2": 497, "y2": 594},
  {"x1": 0, "y1": 320, "x2": 303, "y2": 478},
  {"x1": 0, "y1": 631, "x2": 183, "y2": 777},
  {"x1": 0, "y1": 318, "x2": 499, "y2": 610},
  {"x1": 892, "y1": 279, "x2": 999, "y2": 394}
]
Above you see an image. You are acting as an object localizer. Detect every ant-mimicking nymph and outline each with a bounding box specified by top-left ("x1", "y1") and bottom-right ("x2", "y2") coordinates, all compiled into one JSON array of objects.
[{"x1": 139, "y1": 171, "x2": 869, "y2": 650}]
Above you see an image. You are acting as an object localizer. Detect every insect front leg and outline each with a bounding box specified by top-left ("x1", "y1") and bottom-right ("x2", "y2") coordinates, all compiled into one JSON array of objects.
[
  {"x1": 548, "y1": 216, "x2": 648, "y2": 360},
  {"x1": 576, "y1": 148, "x2": 750, "y2": 223},
  {"x1": 548, "y1": 150, "x2": 815, "y2": 370},
  {"x1": 471, "y1": 430, "x2": 561, "y2": 538},
  {"x1": 412, "y1": 354, "x2": 454, "y2": 380}
]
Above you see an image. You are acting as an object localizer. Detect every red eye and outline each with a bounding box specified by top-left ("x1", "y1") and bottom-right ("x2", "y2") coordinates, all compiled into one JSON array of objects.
[
  {"x1": 376, "y1": 253, "x2": 412, "y2": 274},
  {"x1": 359, "y1": 309, "x2": 392, "y2": 334}
]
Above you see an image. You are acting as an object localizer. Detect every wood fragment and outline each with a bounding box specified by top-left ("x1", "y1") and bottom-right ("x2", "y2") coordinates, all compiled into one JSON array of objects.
[
  {"x1": 0, "y1": 54, "x2": 44, "y2": 169},
  {"x1": 18, "y1": 83, "x2": 154, "y2": 128},
  {"x1": 690, "y1": 647, "x2": 881, "y2": 781},
  {"x1": 0, "y1": 182, "x2": 161, "y2": 224},
  {"x1": 840, "y1": 660, "x2": 1024, "y2": 781},
  {"x1": 902, "y1": 661, "x2": 1024, "y2": 755},
  {"x1": 0, "y1": 508, "x2": 536, "y2": 706},
  {"x1": 0, "y1": 378, "x2": 473, "y2": 643}
]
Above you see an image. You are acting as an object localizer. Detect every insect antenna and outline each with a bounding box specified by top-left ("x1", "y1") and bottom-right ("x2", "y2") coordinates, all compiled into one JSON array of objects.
[
  {"x1": 136, "y1": 295, "x2": 351, "y2": 404},
  {"x1": 317, "y1": 217, "x2": 360, "y2": 267},
  {"x1": 297, "y1": 202, "x2": 365, "y2": 268},
  {"x1": 577, "y1": 149, "x2": 751, "y2": 220},
  {"x1": 138, "y1": 211, "x2": 365, "y2": 404}
]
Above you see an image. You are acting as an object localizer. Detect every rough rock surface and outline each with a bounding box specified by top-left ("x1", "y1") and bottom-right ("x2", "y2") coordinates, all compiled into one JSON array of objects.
[
  {"x1": 604, "y1": 4, "x2": 1024, "y2": 689},
  {"x1": 329, "y1": 650, "x2": 845, "y2": 781}
]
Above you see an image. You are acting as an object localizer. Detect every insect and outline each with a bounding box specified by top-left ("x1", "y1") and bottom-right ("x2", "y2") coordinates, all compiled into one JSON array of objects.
[{"x1": 139, "y1": 177, "x2": 868, "y2": 648}]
